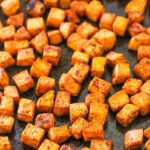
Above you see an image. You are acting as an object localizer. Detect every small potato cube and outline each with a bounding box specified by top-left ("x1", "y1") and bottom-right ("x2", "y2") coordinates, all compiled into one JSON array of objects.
[
  {"x1": 48, "y1": 125, "x2": 71, "y2": 144},
  {"x1": 44, "y1": 0, "x2": 58, "y2": 8},
  {"x1": 144, "y1": 126, "x2": 150, "y2": 139},
  {"x1": 0, "y1": 68, "x2": 9, "y2": 90},
  {"x1": 31, "y1": 31, "x2": 48, "y2": 54},
  {"x1": 69, "y1": 117, "x2": 88, "y2": 140},
  {"x1": 124, "y1": 129, "x2": 143, "y2": 150},
  {"x1": 4, "y1": 86, "x2": 19, "y2": 104},
  {"x1": 137, "y1": 45, "x2": 150, "y2": 60},
  {"x1": 38, "y1": 139, "x2": 60, "y2": 150},
  {"x1": 18, "y1": 98, "x2": 35, "y2": 122},
  {"x1": 1, "y1": 0, "x2": 20, "y2": 16},
  {"x1": 91, "y1": 57, "x2": 106, "y2": 78},
  {"x1": 81, "y1": 147, "x2": 91, "y2": 150},
  {"x1": 36, "y1": 90, "x2": 54, "y2": 112},
  {"x1": 30, "y1": 58, "x2": 52, "y2": 78},
  {"x1": 59, "y1": 0, "x2": 71, "y2": 9},
  {"x1": 43, "y1": 45, "x2": 61, "y2": 66},
  {"x1": 106, "y1": 51, "x2": 127, "y2": 67},
  {"x1": 27, "y1": 17, "x2": 45, "y2": 36},
  {"x1": 21, "y1": 123, "x2": 45, "y2": 149},
  {"x1": 0, "y1": 115, "x2": 15, "y2": 134},
  {"x1": 0, "y1": 51, "x2": 15, "y2": 68},
  {"x1": 0, "y1": 136, "x2": 11, "y2": 150},
  {"x1": 92, "y1": 29, "x2": 116, "y2": 51},
  {"x1": 53, "y1": 91, "x2": 71, "y2": 116},
  {"x1": 13, "y1": 70, "x2": 34, "y2": 93},
  {"x1": 47, "y1": 30, "x2": 62, "y2": 45},
  {"x1": 36, "y1": 76, "x2": 55, "y2": 96},
  {"x1": 86, "y1": 1, "x2": 105, "y2": 22},
  {"x1": 67, "y1": 33, "x2": 88, "y2": 51},
  {"x1": 76, "y1": 21, "x2": 98, "y2": 39},
  {"x1": 35, "y1": 113, "x2": 56, "y2": 131},
  {"x1": 130, "y1": 92, "x2": 150, "y2": 116},
  {"x1": 145, "y1": 139, "x2": 150, "y2": 150},
  {"x1": 99, "y1": 13, "x2": 116, "y2": 30},
  {"x1": 122, "y1": 78, "x2": 143, "y2": 95},
  {"x1": 140, "y1": 79, "x2": 150, "y2": 95},
  {"x1": 47, "y1": 8, "x2": 66, "y2": 28},
  {"x1": 88, "y1": 77, "x2": 111, "y2": 96},
  {"x1": 70, "y1": 103, "x2": 88, "y2": 124}
]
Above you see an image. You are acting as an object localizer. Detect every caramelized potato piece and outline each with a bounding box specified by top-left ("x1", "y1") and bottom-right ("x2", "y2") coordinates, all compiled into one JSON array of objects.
[
  {"x1": 144, "y1": 126, "x2": 150, "y2": 139},
  {"x1": 145, "y1": 139, "x2": 150, "y2": 150},
  {"x1": 137, "y1": 45, "x2": 150, "y2": 60},
  {"x1": 140, "y1": 79, "x2": 150, "y2": 95},
  {"x1": 59, "y1": 0, "x2": 71, "y2": 9},
  {"x1": 44, "y1": 0, "x2": 58, "y2": 8},
  {"x1": 0, "y1": 68, "x2": 9, "y2": 90},
  {"x1": 0, "y1": 136, "x2": 11, "y2": 150}
]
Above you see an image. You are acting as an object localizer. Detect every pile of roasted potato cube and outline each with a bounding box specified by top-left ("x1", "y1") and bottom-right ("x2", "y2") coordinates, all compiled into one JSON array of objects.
[{"x1": 0, "y1": 0, "x2": 150, "y2": 149}]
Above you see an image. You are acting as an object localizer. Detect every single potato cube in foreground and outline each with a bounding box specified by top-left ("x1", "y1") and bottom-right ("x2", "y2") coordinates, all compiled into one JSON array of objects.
[
  {"x1": 137, "y1": 45, "x2": 150, "y2": 60},
  {"x1": 0, "y1": 67, "x2": 9, "y2": 90},
  {"x1": 0, "y1": 136, "x2": 11, "y2": 150}
]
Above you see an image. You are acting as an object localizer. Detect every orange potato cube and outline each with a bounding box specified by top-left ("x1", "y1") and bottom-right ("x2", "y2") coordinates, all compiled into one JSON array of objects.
[
  {"x1": 47, "y1": 8, "x2": 66, "y2": 28},
  {"x1": 60, "y1": 145, "x2": 74, "y2": 150},
  {"x1": 21, "y1": 123, "x2": 45, "y2": 149},
  {"x1": 44, "y1": 0, "x2": 58, "y2": 8},
  {"x1": 145, "y1": 139, "x2": 150, "y2": 150},
  {"x1": 0, "y1": 21, "x2": 3, "y2": 29},
  {"x1": 147, "y1": 27, "x2": 150, "y2": 35},
  {"x1": 137, "y1": 45, "x2": 150, "y2": 60},
  {"x1": 0, "y1": 68, "x2": 9, "y2": 90},
  {"x1": 124, "y1": 129, "x2": 143, "y2": 150},
  {"x1": 140, "y1": 79, "x2": 150, "y2": 95},
  {"x1": 144, "y1": 126, "x2": 150, "y2": 139},
  {"x1": 0, "y1": 136, "x2": 11, "y2": 150},
  {"x1": 116, "y1": 104, "x2": 140, "y2": 127},
  {"x1": 59, "y1": 0, "x2": 71, "y2": 9},
  {"x1": 36, "y1": 90, "x2": 55, "y2": 112}
]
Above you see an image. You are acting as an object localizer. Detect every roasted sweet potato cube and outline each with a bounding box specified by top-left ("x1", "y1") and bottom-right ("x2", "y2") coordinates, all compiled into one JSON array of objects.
[
  {"x1": 31, "y1": 31, "x2": 48, "y2": 54},
  {"x1": 30, "y1": 58, "x2": 52, "y2": 78},
  {"x1": 106, "y1": 51, "x2": 126, "y2": 67},
  {"x1": 48, "y1": 30, "x2": 62, "y2": 45},
  {"x1": 21, "y1": 123, "x2": 45, "y2": 149},
  {"x1": 124, "y1": 129, "x2": 143, "y2": 150},
  {"x1": 0, "y1": 51, "x2": 15, "y2": 68},
  {"x1": 130, "y1": 92, "x2": 150, "y2": 116},
  {"x1": 36, "y1": 90, "x2": 55, "y2": 112},
  {"x1": 27, "y1": 0, "x2": 46, "y2": 17},
  {"x1": 145, "y1": 139, "x2": 150, "y2": 150},
  {"x1": 4, "y1": 86, "x2": 19, "y2": 104},
  {"x1": 0, "y1": 115, "x2": 15, "y2": 134},
  {"x1": 60, "y1": 145, "x2": 74, "y2": 150},
  {"x1": 140, "y1": 79, "x2": 150, "y2": 95},
  {"x1": 53, "y1": 91, "x2": 71, "y2": 116},
  {"x1": 6, "y1": 12, "x2": 24, "y2": 28},
  {"x1": 92, "y1": 29, "x2": 116, "y2": 51},
  {"x1": 59, "y1": 0, "x2": 71, "y2": 9},
  {"x1": 81, "y1": 147, "x2": 91, "y2": 150},
  {"x1": 147, "y1": 27, "x2": 150, "y2": 35},
  {"x1": 137, "y1": 45, "x2": 150, "y2": 60},
  {"x1": 38, "y1": 139, "x2": 60, "y2": 150},
  {"x1": 0, "y1": 68, "x2": 9, "y2": 90},
  {"x1": 86, "y1": 1, "x2": 105, "y2": 22},
  {"x1": 44, "y1": 0, "x2": 58, "y2": 8},
  {"x1": 1, "y1": 0, "x2": 20, "y2": 16},
  {"x1": 144, "y1": 126, "x2": 150, "y2": 139},
  {"x1": 35, "y1": 113, "x2": 56, "y2": 131},
  {"x1": 27, "y1": 17, "x2": 45, "y2": 36},
  {"x1": 48, "y1": 125, "x2": 71, "y2": 144},
  {"x1": 43, "y1": 45, "x2": 61, "y2": 66},
  {"x1": 47, "y1": 8, "x2": 66, "y2": 28},
  {"x1": 88, "y1": 77, "x2": 111, "y2": 96},
  {"x1": 0, "y1": 21, "x2": 3, "y2": 29},
  {"x1": 99, "y1": 13, "x2": 116, "y2": 30},
  {"x1": 116, "y1": 104, "x2": 140, "y2": 127},
  {"x1": 122, "y1": 78, "x2": 143, "y2": 95},
  {"x1": 67, "y1": 33, "x2": 88, "y2": 51},
  {"x1": 0, "y1": 136, "x2": 11, "y2": 150}
]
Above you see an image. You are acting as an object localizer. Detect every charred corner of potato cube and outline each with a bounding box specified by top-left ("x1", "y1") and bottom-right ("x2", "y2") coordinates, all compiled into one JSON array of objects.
[
  {"x1": 145, "y1": 139, "x2": 150, "y2": 150},
  {"x1": 38, "y1": 139, "x2": 60, "y2": 150},
  {"x1": 70, "y1": 103, "x2": 88, "y2": 124},
  {"x1": 27, "y1": 0, "x2": 46, "y2": 17},
  {"x1": 30, "y1": 58, "x2": 52, "y2": 78},
  {"x1": 48, "y1": 125, "x2": 71, "y2": 144},
  {"x1": 144, "y1": 126, "x2": 150, "y2": 139},
  {"x1": 0, "y1": 136, "x2": 11, "y2": 150},
  {"x1": 27, "y1": 17, "x2": 45, "y2": 36},
  {"x1": 137, "y1": 45, "x2": 150, "y2": 60},
  {"x1": 81, "y1": 147, "x2": 91, "y2": 150},
  {"x1": 12, "y1": 70, "x2": 34, "y2": 93},
  {"x1": 122, "y1": 78, "x2": 143, "y2": 95},
  {"x1": 140, "y1": 79, "x2": 150, "y2": 95},
  {"x1": 124, "y1": 129, "x2": 143, "y2": 150},
  {"x1": 1, "y1": 0, "x2": 20, "y2": 16},
  {"x1": 0, "y1": 115, "x2": 15, "y2": 134},
  {"x1": 112, "y1": 63, "x2": 131, "y2": 85},
  {"x1": 86, "y1": 1, "x2": 105, "y2": 22},
  {"x1": 134, "y1": 58, "x2": 150, "y2": 81},
  {"x1": 48, "y1": 30, "x2": 63, "y2": 45},
  {"x1": 0, "y1": 25, "x2": 15, "y2": 43},
  {"x1": 36, "y1": 90, "x2": 55, "y2": 113},
  {"x1": 60, "y1": 145, "x2": 74, "y2": 150},
  {"x1": 88, "y1": 77, "x2": 111, "y2": 96},
  {"x1": 69, "y1": 117, "x2": 88, "y2": 140},
  {"x1": 6, "y1": 12, "x2": 24, "y2": 28},
  {"x1": 53, "y1": 91, "x2": 71, "y2": 117},
  {"x1": 43, "y1": 45, "x2": 61, "y2": 66},
  {"x1": 92, "y1": 29, "x2": 116, "y2": 51},
  {"x1": 59, "y1": 0, "x2": 71, "y2": 9},
  {"x1": 99, "y1": 12, "x2": 116, "y2": 30},
  {"x1": 21, "y1": 123, "x2": 45, "y2": 149},
  {"x1": 67, "y1": 33, "x2": 88, "y2": 51},
  {"x1": 106, "y1": 51, "x2": 126, "y2": 67},
  {"x1": 36, "y1": 76, "x2": 55, "y2": 96},
  {"x1": 31, "y1": 31, "x2": 48, "y2": 54},
  {"x1": 0, "y1": 67, "x2": 9, "y2": 90},
  {"x1": 47, "y1": 8, "x2": 66, "y2": 28},
  {"x1": 91, "y1": 57, "x2": 106, "y2": 78},
  {"x1": 0, "y1": 51, "x2": 15, "y2": 68},
  {"x1": 35, "y1": 113, "x2": 56, "y2": 131},
  {"x1": 44, "y1": 0, "x2": 58, "y2": 8}
]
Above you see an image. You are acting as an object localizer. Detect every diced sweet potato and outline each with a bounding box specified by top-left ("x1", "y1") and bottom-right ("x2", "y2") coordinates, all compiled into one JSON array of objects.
[
  {"x1": 144, "y1": 126, "x2": 150, "y2": 139},
  {"x1": 140, "y1": 79, "x2": 150, "y2": 95},
  {"x1": 0, "y1": 21, "x2": 3, "y2": 29},
  {"x1": 137, "y1": 45, "x2": 150, "y2": 60},
  {"x1": 0, "y1": 136, "x2": 11, "y2": 150},
  {"x1": 0, "y1": 68, "x2": 9, "y2": 90},
  {"x1": 145, "y1": 139, "x2": 150, "y2": 150},
  {"x1": 59, "y1": 0, "x2": 71, "y2": 9}
]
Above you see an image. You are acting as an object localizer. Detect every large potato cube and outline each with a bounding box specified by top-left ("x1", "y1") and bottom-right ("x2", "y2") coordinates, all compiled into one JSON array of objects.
[
  {"x1": 0, "y1": 68, "x2": 9, "y2": 90},
  {"x1": 0, "y1": 136, "x2": 11, "y2": 150},
  {"x1": 137, "y1": 45, "x2": 150, "y2": 60},
  {"x1": 144, "y1": 126, "x2": 150, "y2": 139},
  {"x1": 140, "y1": 79, "x2": 150, "y2": 95}
]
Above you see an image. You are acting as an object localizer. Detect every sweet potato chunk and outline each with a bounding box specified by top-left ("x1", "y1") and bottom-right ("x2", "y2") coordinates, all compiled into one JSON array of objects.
[
  {"x1": 140, "y1": 79, "x2": 150, "y2": 95},
  {"x1": 144, "y1": 126, "x2": 150, "y2": 139},
  {"x1": 0, "y1": 21, "x2": 3, "y2": 29},
  {"x1": 59, "y1": 0, "x2": 71, "y2": 9},
  {"x1": 137, "y1": 45, "x2": 150, "y2": 60},
  {"x1": 0, "y1": 68, "x2": 9, "y2": 90},
  {"x1": 145, "y1": 139, "x2": 150, "y2": 150},
  {"x1": 0, "y1": 136, "x2": 11, "y2": 150},
  {"x1": 44, "y1": 0, "x2": 58, "y2": 8}
]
